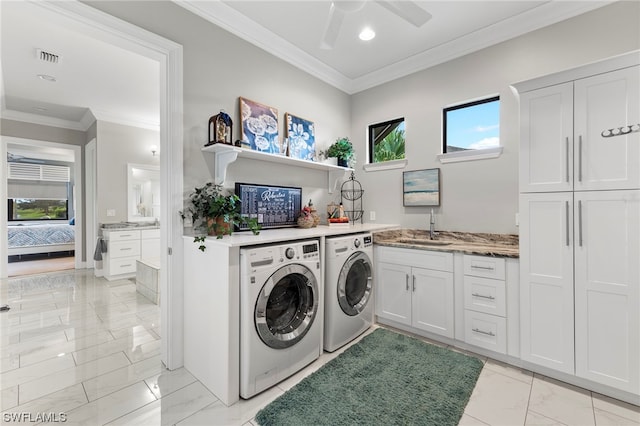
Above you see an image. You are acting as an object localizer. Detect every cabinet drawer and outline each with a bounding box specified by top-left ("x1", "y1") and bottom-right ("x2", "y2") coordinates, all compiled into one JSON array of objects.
[
  {"x1": 106, "y1": 230, "x2": 141, "y2": 242},
  {"x1": 109, "y1": 240, "x2": 141, "y2": 258},
  {"x1": 464, "y1": 310, "x2": 507, "y2": 354},
  {"x1": 463, "y1": 255, "x2": 505, "y2": 280},
  {"x1": 464, "y1": 276, "x2": 506, "y2": 317},
  {"x1": 108, "y1": 257, "x2": 138, "y2": 275},
  {"x1": 375, "y1": 246, "x2": 453, "y2": 272},
  {"x1": 141, "y1": 229, "x2": 160, "y2": 239}
]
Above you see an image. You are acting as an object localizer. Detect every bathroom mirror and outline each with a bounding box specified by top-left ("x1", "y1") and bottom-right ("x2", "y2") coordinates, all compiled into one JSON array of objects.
[{"x1": 127, "y1": 163, "x2": 160, "y2": 222}]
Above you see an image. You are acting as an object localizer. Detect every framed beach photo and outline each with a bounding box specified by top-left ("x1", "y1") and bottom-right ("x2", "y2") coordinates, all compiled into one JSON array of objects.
[
  {"x1": 239, "y1": 97, "x2": 279, "y2": 154},
  {"x1": 403, "y1": 168, "x2": 440, "y2": 206},
  {"x1": 285, "y1": 113, "x2": 316, "y2": 161}
]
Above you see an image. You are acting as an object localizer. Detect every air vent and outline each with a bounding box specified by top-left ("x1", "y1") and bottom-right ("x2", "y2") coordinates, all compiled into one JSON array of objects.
[{"x1": 36, "y1": 48, "x2": 61, "y2": 64}]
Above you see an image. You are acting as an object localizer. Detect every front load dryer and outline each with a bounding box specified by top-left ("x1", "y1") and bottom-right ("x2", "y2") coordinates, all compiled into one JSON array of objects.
[
  {"x1": 240, "y1": 239, "x2": 322, "y2": 399},
  {"x1": 324, "y1": 233, "x2": 374, "y2": 352}
]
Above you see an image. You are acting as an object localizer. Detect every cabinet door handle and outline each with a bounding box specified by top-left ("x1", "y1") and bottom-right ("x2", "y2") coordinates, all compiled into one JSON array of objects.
[
  {"x1": 578, "y1": 135, "x2": 583, "y2": 182},
  {"x1": 405, "y1": 274, "x2": 409, "y2": 291},
  {"x1": 565, "y1": 201, "x2": 570, "y2": 247},
  {"x1": 565, "y1": 137, "x2": 570, "y2": 183},
  {"x1": 472, "y1": 293, "x2": 495, "y2": 300},
  {"x1": 578, "y1": 200, "x2": 583, "y2": 247},
  {"x1": 121, "y1": 247, "x2": 132, "y2": 251},
  {"x1": 471, "y1": 265, "x2": 494, "y2": 271},
  {"x1": 472, "y1": 328, "x2": 496, "y2": 337},
  {"x1": 412, "y1": 275, "x2": 416, "y2": 292}
]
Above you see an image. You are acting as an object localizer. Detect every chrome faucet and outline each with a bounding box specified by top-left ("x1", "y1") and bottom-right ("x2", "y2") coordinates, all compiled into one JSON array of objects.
[{"x1": 429, "y1": 209, "x2": 437, "y2": 240}]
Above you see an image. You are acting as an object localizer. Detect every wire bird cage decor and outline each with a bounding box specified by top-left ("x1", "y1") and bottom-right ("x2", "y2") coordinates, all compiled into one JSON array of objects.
[{"x1": 341, "y1": 171, "x2": 364, "y2": 223}]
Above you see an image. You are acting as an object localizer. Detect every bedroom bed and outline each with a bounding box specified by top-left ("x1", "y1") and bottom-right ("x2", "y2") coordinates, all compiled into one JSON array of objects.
[{"x1": 8, "y1": 223, "x2": 75, "y2": 259}]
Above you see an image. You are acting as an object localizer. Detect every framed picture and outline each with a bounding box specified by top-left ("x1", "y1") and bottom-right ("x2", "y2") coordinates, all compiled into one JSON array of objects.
[
  {"x1": 285, "y1": 113, "x2": 316, "y2": 161},
  {"x1": 239, "y1": 97, "x2": 279, "y2": 154},
  {"x1": 403, "y1": 168, "x2": 440, "y2": 206},
  {"x1": 235, "y1": 182, "x2": 302, "y2": 230}
]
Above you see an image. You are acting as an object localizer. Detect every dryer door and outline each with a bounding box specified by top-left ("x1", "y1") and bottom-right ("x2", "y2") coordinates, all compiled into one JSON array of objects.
[
  {"x1": 337, "y1": 251, "x2": 373, "y2": 316},
  {"x1": 255, "y1": 263, "x2": 319, "y2": 349}
]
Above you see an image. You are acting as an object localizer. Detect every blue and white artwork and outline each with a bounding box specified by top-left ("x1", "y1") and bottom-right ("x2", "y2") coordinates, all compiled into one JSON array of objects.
[
  {"x1": 240, "y1": 97, "x2": 279, "y2": 154},
  {"x1": 286, "y1": 113, "x2": 316, "y2": 161},
  {"x1": 403, "y1": 169, "x2": 440, "y2": 206}
]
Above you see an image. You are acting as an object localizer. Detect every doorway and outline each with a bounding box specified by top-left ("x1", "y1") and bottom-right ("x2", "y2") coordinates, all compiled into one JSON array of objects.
[{"x1": 0, "y1": 1, "x2": 184, "y2": 370}]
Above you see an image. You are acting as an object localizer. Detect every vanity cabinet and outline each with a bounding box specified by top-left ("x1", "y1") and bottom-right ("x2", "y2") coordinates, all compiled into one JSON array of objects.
[
  {"x1": 516, "y1": 55, "x2": 640, "y2": 396},
  {"x1": 375, "y1": 246, "x2": 454, "y2": 339},
  {"x1": 103, "y1": 228, "x2": 160, "y2": 281}
]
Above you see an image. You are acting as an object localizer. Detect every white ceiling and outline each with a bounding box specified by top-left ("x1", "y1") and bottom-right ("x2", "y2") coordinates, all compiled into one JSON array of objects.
[
  {"x1": 178, "y1": 0, "x2": 613, "y2": 93},
  {"x1": 0, "y1": 1, "x2": 160, "y2": 131},
  {"x1": 1, "y1": 1, "x2": 613, "y2": 131}
]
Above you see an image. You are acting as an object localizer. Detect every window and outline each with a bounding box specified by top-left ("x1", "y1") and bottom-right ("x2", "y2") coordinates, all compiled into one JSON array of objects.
[
  {"x1": 8, "y1": 198, "x2": 69, "y2": 221},
  {"x1": 443, "y1": 96, "x2": 499, "y2": 154},
  {"x1": 368, "y1": 117, "x2": 405, "y2": 163}
]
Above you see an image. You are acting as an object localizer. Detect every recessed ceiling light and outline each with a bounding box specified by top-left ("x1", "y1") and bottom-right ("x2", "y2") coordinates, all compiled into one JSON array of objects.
[
  {"x1": 359, "y1": 27, "x2": 376, "y2": 41},
  {"x1": 37, "y1": 74, "x2": 56, "y2": 82}
]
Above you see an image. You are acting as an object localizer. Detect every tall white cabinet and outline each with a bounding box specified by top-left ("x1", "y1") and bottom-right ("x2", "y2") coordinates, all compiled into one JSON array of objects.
[{"x1": 516, "y1": 52, "x2": 640, "y2": 398}]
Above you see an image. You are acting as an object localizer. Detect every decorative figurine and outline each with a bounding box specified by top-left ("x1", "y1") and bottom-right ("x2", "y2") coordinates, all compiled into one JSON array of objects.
[{"x1": 207, "y1": 110, "x2": 233, "y2": 146}]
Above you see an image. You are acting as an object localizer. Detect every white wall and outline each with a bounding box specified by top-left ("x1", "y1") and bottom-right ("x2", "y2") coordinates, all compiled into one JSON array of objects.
[
  {"x1": 83, "y1": 1, "x2": 640, "y2": 234},
  {"x1": 89, "y1": 1, "x2": 352, "y2": 224},
  {"x1": 96, "y1": 121, "x2": 159, "y2": 224},
  {"x1": 351, "y1": 1, "x2": 640, "y2": 234}
]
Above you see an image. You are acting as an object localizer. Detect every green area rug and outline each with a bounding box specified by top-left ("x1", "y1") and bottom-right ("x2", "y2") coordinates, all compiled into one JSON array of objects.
[{"x1": 255, "y1": 328, "x2": 483, "y2": 426}]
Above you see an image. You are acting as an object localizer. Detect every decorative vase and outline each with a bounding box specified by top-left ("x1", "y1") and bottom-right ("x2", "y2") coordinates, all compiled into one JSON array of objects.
[
  {"x1": 337, "y1": 158, "x2": 348, "y2": 167},
  {"x1": 309, "y1": 206, "x2": 320, "y2": 227},
  {"x1": 297, "y1": 214, "x2": 315, "y2": 228},
  {"x1": 207, "y1": 217, "x2": 231, "y2": 236}
]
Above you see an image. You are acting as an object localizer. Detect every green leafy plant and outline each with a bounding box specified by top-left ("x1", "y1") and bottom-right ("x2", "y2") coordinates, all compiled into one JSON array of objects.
[
  {"x1": 326, "y1": 137, "x2": 354, "y2": 161},
  {"x1": 374, "y1": 128, "x2": 405, "y2": 162},
  {"x1": 180, "y1": 182, "x2": 260, "y2": 248}
]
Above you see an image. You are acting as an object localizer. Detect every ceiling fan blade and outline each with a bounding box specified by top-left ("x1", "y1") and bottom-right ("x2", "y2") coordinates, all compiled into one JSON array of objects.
[
  {"x1": 320, "y1": 2, "x2": 346, "y2": 50},
  {"x1": 376, "y1": 1, "x2": 432, "y2": 27}
]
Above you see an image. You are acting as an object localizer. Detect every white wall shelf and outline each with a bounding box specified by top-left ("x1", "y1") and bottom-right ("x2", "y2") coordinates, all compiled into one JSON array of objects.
[{"x1": 201, "y1": 143, "x2": 352, "y2": 192}]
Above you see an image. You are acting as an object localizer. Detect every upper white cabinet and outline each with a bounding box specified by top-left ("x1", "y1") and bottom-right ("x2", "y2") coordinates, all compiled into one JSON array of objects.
[
  {"x1": 519, "y1": 82, "x2": 574, "y2": 193},
  {"x1": 519, "y1": 66, "x2": 640, "y2": 193}
]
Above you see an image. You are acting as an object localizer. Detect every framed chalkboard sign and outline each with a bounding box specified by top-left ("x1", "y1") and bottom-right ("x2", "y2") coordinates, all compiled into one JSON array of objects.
[{"x1": 235, "y1": 183, "x2": 302, "y2": 230}]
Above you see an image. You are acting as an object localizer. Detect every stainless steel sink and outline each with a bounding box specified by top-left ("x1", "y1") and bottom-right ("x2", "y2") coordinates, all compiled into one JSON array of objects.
[{"x1": 397, "y1": 238, "x2": 452, "y2": 246}]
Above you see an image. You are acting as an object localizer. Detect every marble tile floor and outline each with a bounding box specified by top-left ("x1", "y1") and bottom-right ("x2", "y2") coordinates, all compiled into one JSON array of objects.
[{"x1": 0, "y1": 269, "x2": 638, "y2": 425}]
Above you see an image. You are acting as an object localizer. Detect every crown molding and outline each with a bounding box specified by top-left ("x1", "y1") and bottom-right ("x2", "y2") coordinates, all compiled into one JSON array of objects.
[
  {"x1": 175, "y1": 0, "x2": 614, "y2": 95},
  {"x1": 1, "y1": 108, "x2": 87, "y2": 131},
  {"x1": 1, "y1": 107, "x2": 159, "y2": 132},
  {"x1": 174, "y1": 0, "x2": 352, "y2": 93}
]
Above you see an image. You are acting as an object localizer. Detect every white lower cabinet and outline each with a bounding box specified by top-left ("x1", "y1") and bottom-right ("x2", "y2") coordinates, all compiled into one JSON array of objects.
[
  {"x1": 103, "y1": 228, "x2": 160, "y2": 281},
  {"x1": 520, "y1": 190, "x2": 640, "y2": 394},
  {"x1": 463, "y1": 255, "x2": 508, "y2": 354},
  {"x1": 376, "y1": 246, "x2": 454, "y2": 339}
]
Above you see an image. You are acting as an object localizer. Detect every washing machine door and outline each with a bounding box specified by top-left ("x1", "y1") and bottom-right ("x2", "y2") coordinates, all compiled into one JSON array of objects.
[
  {"x1": 337, "y1": 251, "x2": 373, "y2": 316},
  {"x1": 255, "y1": 263, "x2": 319, "y2": 349}
]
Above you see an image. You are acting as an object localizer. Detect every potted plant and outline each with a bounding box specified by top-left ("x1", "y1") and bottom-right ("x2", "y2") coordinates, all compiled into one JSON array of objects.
[
  {"x1": 180, "y1": 182, "x2": 260, "y2": 249},
  {"x1": 326, "y1": 137, "x2": 354, "y2": 167}
]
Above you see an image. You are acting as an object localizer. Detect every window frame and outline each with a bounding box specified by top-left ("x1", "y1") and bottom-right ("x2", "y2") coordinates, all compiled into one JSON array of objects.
[
  {"x1": 368, "y1": 117, "x2": 405, "y2": 164},
  {"x1": 442, "y1": 95, "x2": 500, "y2": 154}
]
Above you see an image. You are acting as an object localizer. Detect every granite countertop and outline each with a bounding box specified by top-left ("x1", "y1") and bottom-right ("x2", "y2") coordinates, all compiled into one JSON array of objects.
[
  {"x1": 101, "y1": 222, "x2": 160, "y2": 231},
  {"x1": 373, "y1": 229, "x2": 519, "y2": 258}
]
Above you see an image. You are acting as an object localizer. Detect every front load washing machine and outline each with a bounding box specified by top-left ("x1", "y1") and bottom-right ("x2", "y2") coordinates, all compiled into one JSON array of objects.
[
  {"x1": 324, "y1": 233, "x2": 374, "y2": 352},
  {"x1": 240, "y1": 239, "x2": 322, "y2": 399}
]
